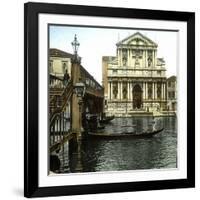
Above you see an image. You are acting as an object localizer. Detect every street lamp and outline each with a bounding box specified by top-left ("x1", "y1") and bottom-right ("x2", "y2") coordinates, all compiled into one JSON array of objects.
[
  {"x1": 74, "y1": 82, "x2": 86, "y2": 133},
  {"x1": 71, "y1": 34, "x2": 80, "y2": 62},
  {"x1": 74, "y1": 82, "x2": 86, "y2": 98}
]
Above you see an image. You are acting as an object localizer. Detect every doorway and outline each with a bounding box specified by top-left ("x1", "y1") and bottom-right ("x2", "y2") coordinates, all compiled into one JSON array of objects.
[{"x1": 132, "y1": 84, "x2": 142, "y2": 109}]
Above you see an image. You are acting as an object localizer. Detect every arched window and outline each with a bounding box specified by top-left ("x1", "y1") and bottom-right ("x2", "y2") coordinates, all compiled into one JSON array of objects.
[{"x1": 113, "y1": 82, "x2": 118, "y2": 99}]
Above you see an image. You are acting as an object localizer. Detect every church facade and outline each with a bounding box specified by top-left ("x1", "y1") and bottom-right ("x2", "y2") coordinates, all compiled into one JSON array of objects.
[{"x1": 102, "y1": 32, "x2": 168, "y2": 116}]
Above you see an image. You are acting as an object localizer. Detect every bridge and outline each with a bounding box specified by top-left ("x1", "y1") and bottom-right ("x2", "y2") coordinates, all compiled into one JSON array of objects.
[{"x1": 49, "y1": 36, "x2": 104, "y2": 172}]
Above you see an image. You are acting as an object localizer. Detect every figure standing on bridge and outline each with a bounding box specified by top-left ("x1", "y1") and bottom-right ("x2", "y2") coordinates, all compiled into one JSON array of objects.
[{"x1": 63, "y1": 69, "x2": 70, "y2": 86}]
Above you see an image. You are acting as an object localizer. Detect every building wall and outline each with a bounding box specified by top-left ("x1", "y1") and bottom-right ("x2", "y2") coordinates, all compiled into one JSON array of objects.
[
  {"x1": 167, "y1": 77, "x2": 177, "y2": 111},
  {"x1": 103, "y1": 32, "x2": 168, "y2": 116},
  {"x1": 102, "y1": 56, "x2": 116, "y2": 101},
  {"x1": 49, "y1": 56, "x2": 71, "y2": 78}
]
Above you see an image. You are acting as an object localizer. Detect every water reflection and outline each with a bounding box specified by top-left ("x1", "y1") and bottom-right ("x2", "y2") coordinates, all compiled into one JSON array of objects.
[{"x1": 57, "y1": 116, "x2": 177, "y2": 173}]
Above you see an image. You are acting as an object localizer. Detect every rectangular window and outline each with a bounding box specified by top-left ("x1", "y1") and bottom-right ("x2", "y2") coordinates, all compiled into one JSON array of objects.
[
  {"x1": 49, "y1": 60, "x2": 53, "y2": 73},
  {"x1": 62, "y1": 62, "x2": 68, "y2": 73}
]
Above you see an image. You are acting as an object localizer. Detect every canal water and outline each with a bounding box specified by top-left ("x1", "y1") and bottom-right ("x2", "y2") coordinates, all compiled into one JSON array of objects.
[{"x1": 57, "y1": 116, "x2": 177, "y2": 173}]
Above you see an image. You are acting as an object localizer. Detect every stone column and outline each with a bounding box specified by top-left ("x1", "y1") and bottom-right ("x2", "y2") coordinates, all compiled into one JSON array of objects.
[
  {"x1": 117, "y1": 81, "x2": 120, "y2": 100},
  {"x1": 155, "y1": 50, "x2": 157, "y2": 66},
  {"x1": 146, "y1": 82, "x2": 148, "y2": 99},
  {"x1": 71, "y1": 61, "x2": 80, "y2": 133},
  {"x1": 120, "y1": 82, "x2": 123, "y2": 100},
  {"x1": 161, "y1": 83, "x2": 164, "y2": 99},
  {"x1": 108, "y1": 81, "x2": 110, "y2": 100},
  {"x1": 163, "y1": 83, "x2": 166, "y2": 100},
  {"x1": 163, "y1": 83, "x2": 165, "y2": 100},
  {"x1": 117, "y1": 49, "x2": 120, "y2": 65},
  {"x1": 142, "y1": 50, "x2": 144, "y2": 67},
  {"x1": 120, "y1": 49, "x2": 122, "y2": 66},
  {"x1": 152, "y1": 50, "x2": 155, "y2": 67},
  {"x1": 164, "y1": 83, "x2": 165, "y2": 99},
  {"x1": 130, "y1": 82, "x2": 133, "y2": 100},
  {"x1": 160, "y1": 83, "x2": 162, "y2": 100},
  {"x1": 155, "y1": 83, "x2": 158, "y2": 99},
  {"x1": 146, "y1": 50, "x2": 148, "y2": 67},
  {"x1": 152, "y1": 82, "x2": 154, "y2": 99},
  {"x1": 143, "y1": 82, "x2": 145, "y2": 99},
  {"x1": 70, "y1": 58, "x2": 84, "y2": 171},
  {"x1": 127, "y1": 49, "x2": 130, "y2": 66},
  {"x1": 119, "y1": 82, "x2": 121, "y2": 100},
  {"x1": 127, "y1": 81, "x2": 130, "y2": 100}
]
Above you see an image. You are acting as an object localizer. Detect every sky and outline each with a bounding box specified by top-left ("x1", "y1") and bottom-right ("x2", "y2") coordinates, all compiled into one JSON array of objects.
[{"x1": 49, "y1": 25, "x2": 177, "y2": 84}]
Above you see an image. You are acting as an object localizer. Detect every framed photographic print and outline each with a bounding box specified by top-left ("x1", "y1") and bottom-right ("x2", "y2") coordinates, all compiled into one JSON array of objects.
[{"x1": 24, "y1": 2, "x2": 195, "y2": 198}]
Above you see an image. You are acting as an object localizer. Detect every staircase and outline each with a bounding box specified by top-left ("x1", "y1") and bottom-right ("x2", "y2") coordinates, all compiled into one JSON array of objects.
[{"x1": 50, "y1": 80, "x2": 73, "y2": 126}]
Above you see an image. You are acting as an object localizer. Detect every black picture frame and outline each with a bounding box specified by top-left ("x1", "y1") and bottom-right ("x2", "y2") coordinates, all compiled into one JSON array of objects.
[{"x1": 24, "y1": 2, "x2": 195, "y2": 198}]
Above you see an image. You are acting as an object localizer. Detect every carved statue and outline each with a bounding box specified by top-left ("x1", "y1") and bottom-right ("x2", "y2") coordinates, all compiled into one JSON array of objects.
[
  {"x1": 122, "y1": 50, "x2": 127, "y2": 66},
  {"x1": 122, "y1": 56, "x2": 127, "y2": 66},
  {"x1": 148, "y1": 56, "x2": 152, "y2": 67}
]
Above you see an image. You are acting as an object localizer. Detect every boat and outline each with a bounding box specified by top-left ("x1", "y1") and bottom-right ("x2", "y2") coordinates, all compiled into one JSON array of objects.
[
  {"x1": 87, "y1": 128, "x2": 164, "y2": 139},
  {"x1": 97, "y1": 125, "x2": 105, "y2": 130},
  {"x1": 84, "y1": 115, "x2": 106, "y2": 131},
  {"x1": 99, "y1": 115, "x2": 115, "y2": 124},
  {"x1": 121, "y1": 125, "x2": 136, "y2": 128}
]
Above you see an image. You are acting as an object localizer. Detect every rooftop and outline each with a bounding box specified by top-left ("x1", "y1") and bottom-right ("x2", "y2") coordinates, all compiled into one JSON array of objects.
[
  {"x1": 49, "y1": 48, "x2": 74, "y2": 58},
  {"x1": 116, "y1": 32, "x2": 158, "y2": 47}
]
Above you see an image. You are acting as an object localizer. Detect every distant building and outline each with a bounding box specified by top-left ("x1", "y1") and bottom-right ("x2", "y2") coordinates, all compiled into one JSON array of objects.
[
  {"x1": 49, "y1": 48, "x2": 73, "y2": 78},
  {"x1": 102, "y1": 32, "x2": 167, "y2": 116},
  {"x1": 49, "y1": 48, "x2": 73, "y2": 118},
  {"x1": 102, "y1": 56, "x2": 116, "y2": 109},
  {"x1": 167, "y1": 76, "x2": 177, "y2": 111}
]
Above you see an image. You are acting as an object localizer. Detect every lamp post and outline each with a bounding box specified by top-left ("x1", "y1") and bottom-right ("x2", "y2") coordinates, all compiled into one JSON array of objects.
[
  {"x1": 71, "y1": 34, "x2": 80, "y2": 63},
  {"x1": 70, "y1": 34, "x2": 85, "y2": 172},
  {"x1": 73, "y1": 82, "x2": 85, "y2": 172},
  {"x1": 71, "y1": 34, "x2": 82, "y2": 134}
]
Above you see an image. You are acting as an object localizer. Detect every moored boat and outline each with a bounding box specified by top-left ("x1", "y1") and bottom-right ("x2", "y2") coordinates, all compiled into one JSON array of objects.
[
  {"x1": 99, "y1": 115, "x2": 115, "y2": 124},
  {"x1": 87, "y1": 128, "x2": 164, "y2": 139}
]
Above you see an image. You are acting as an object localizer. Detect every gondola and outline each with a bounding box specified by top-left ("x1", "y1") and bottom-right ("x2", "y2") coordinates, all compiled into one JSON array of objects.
[
  {"x1": 87, "y1": 128, "x2": 164, "y2": 139},
  {"x1": 99, "y1": 115, "x2": 115, "y2": 124}
]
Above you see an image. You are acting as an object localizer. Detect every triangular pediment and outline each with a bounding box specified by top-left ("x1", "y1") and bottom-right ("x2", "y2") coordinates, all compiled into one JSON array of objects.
[{"x1": 117, "y1": 32, "x2": 157, "y2": 47}]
